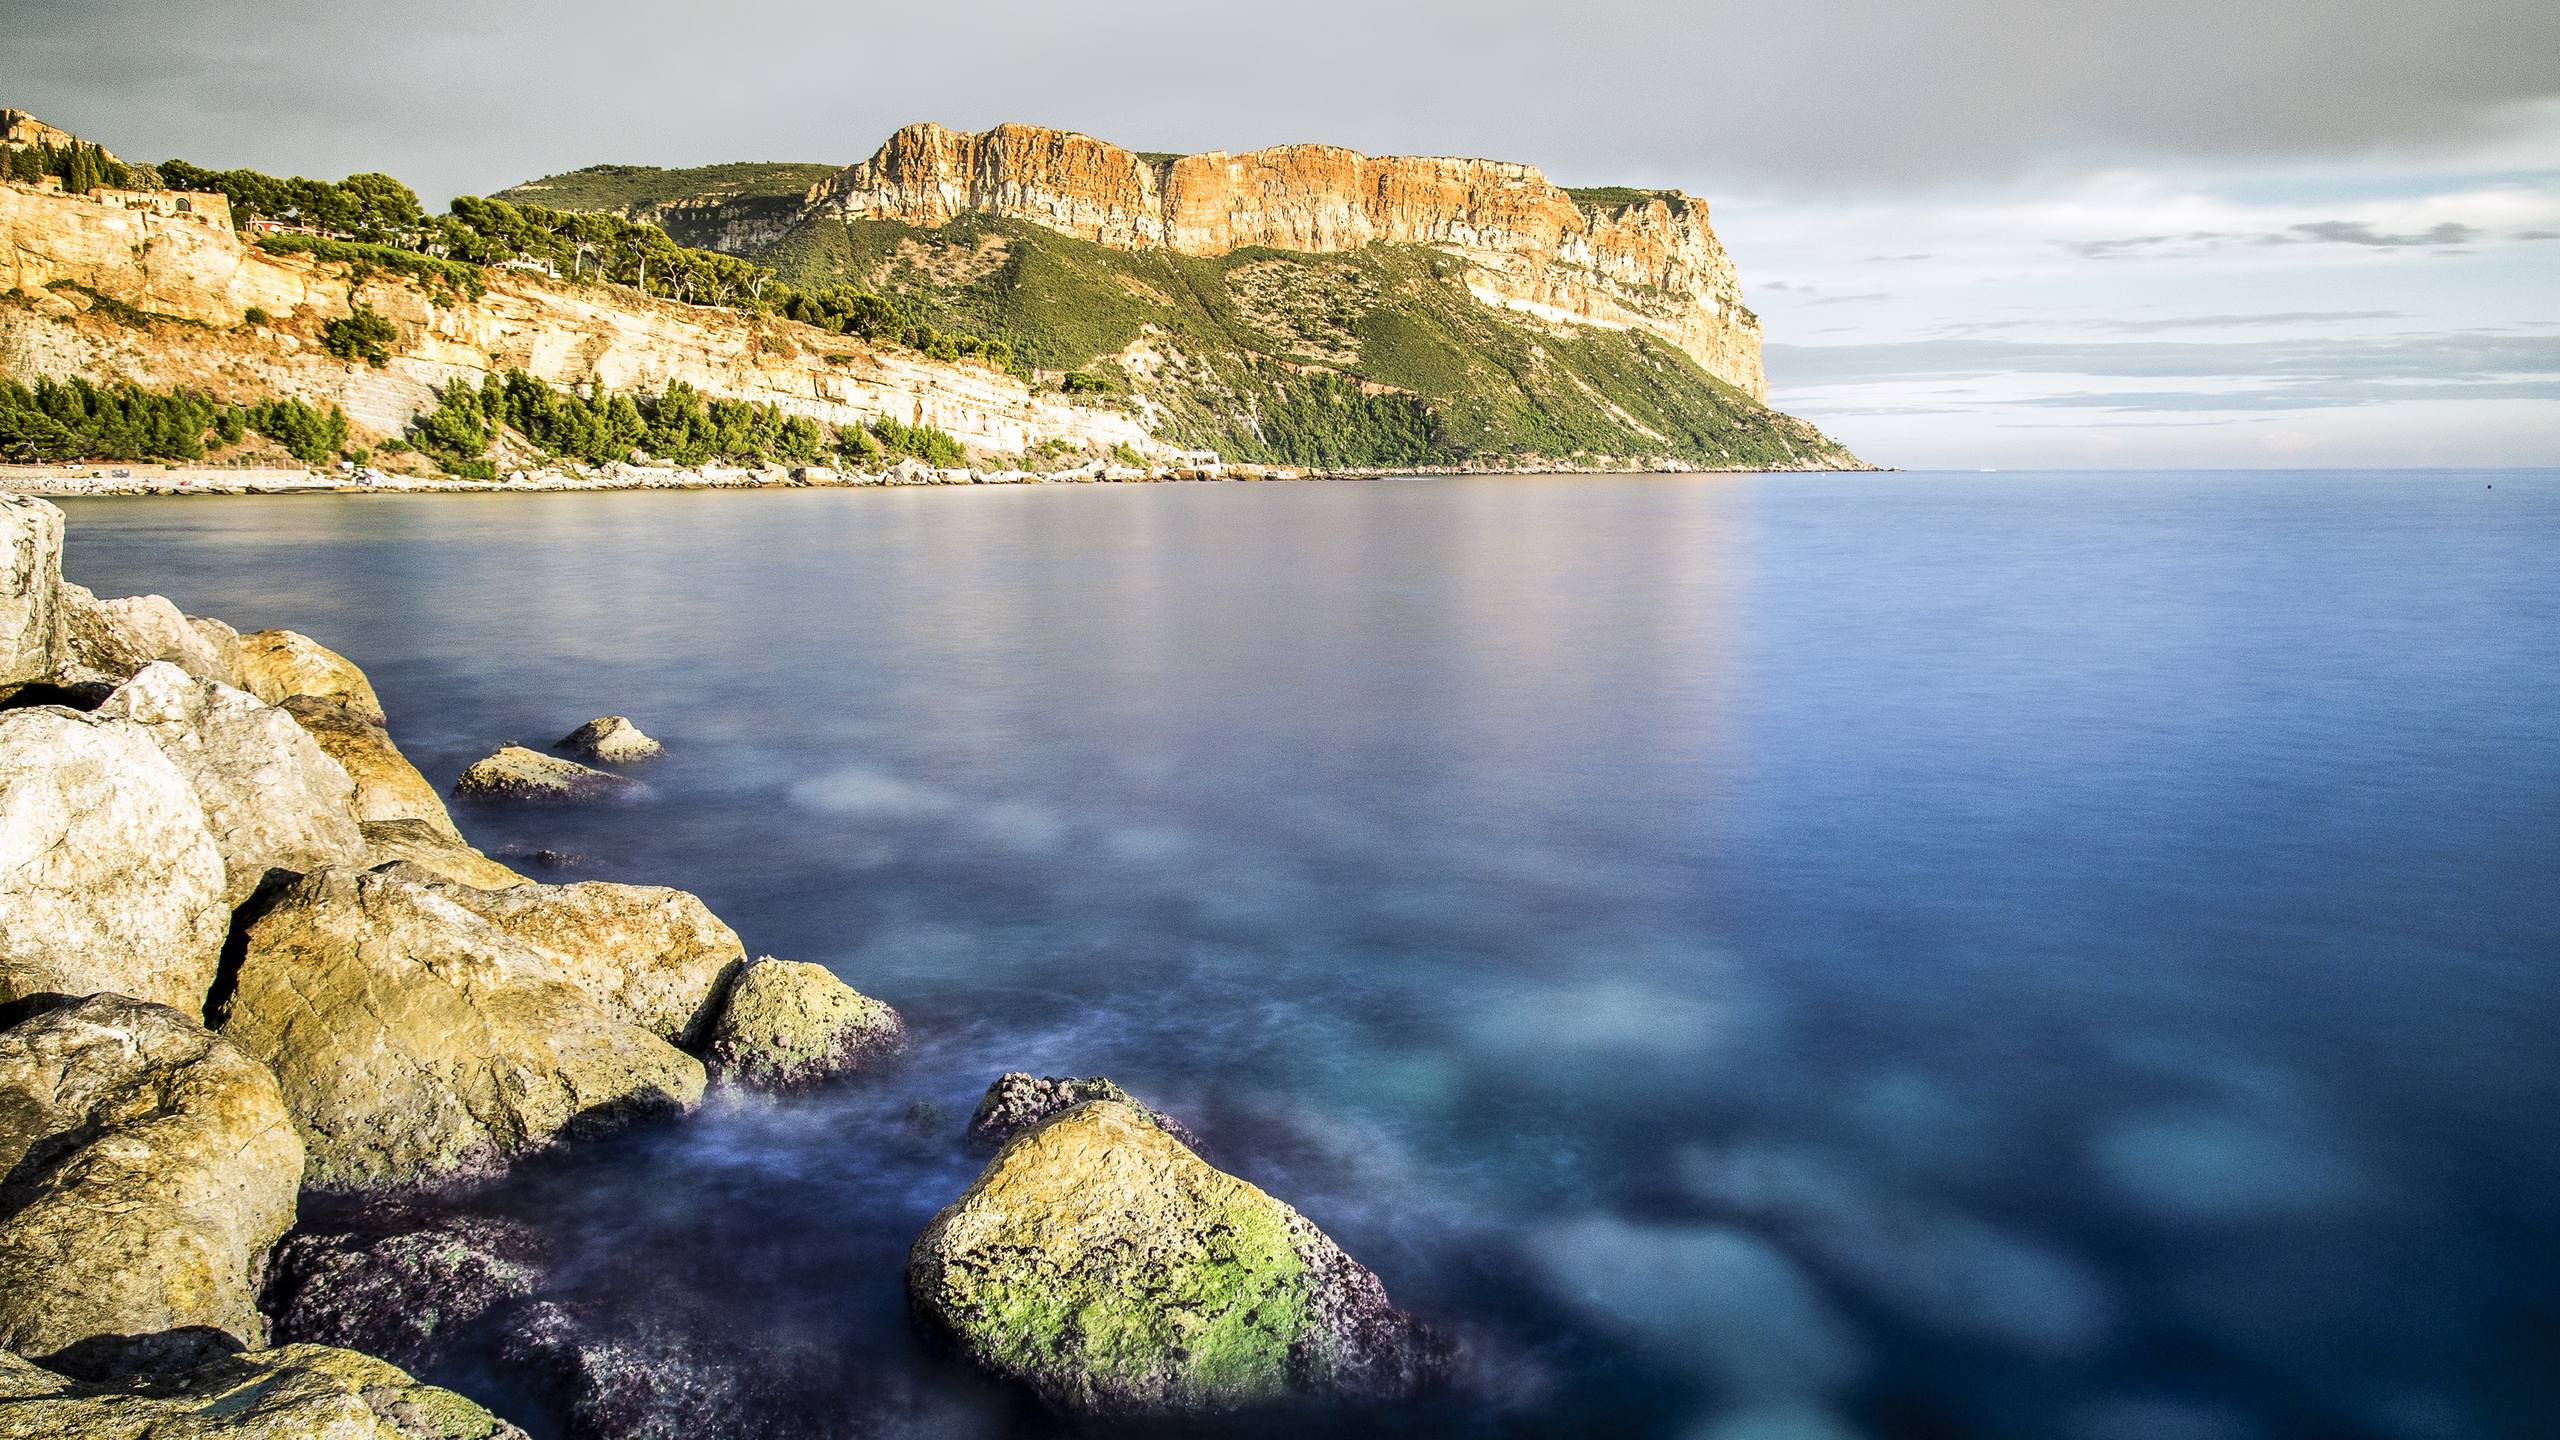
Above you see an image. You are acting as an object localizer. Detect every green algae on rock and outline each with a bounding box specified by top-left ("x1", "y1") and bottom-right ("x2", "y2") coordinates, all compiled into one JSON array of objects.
[
  {"x1": 908, "y1": 1100, "x2": 1442, "y2": 1417},
  {"x1": 700, "y1": 956, "x2": 904, "y2": 1089}
]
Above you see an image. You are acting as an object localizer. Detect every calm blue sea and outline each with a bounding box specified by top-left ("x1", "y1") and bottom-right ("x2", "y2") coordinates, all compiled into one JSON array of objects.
[{"x1": 60, "y1": 470, "x2": 2560, "y2": 1440}]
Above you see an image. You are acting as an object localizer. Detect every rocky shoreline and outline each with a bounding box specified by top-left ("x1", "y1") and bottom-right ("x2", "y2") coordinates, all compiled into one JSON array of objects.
[
  {"x1": 1, "y1": 453, "x2": 1878, "y2": 499},
  {"x1": 0, "y1": 488, "x2": 1445, "y2": 1435}
]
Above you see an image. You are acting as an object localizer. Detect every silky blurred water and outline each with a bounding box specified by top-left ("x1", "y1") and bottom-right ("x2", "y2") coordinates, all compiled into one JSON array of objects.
[{"x1": 60, "y1": 471, "x2": 2560, "y2": 1440}]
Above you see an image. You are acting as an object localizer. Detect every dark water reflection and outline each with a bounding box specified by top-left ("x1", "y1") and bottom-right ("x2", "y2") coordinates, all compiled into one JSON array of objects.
[{"x1": 61, "y1": 471, "x2": 2560, "y2": 1440}]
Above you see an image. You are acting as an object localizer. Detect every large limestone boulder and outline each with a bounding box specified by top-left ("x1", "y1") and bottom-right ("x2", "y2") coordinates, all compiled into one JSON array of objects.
[
  {"x1": 281, "y1": 694, "x2": 462, "y2": 837},
  {"x1": 966, "y1": 1072, "x2": 1198, "y2": 1150},
  {"x1": 701, "y1": 957, "x2": 904, "y2": 1089},
  {"x1": 453, "y1": 745, "x2": 636, "y2": 804},
  {"x1": 58, "y1": 583, "x2": 236, "y2": 685},
  {"x1": 187, "y1": 613, "x2": 245, "y2": 686},
  {"x1": 0, "y1": 995, "x2": 303, "y2": 1364},
  {"x1": 236, "y1": 627, "x2": 385, "y2": 721},
  {"x1": 558, "y1": 715, "x2": 664, "y2": 764},
  {"x1": 908, "y1": 1100, "x2": 1443, "y2": 1417},
  {"x1": 222, "y1": 865, "x2": 708, "y2": 1193},
  {"x1": 0, "y1": 707, "x2": 228, "y2": 1013},
  {"x1": 0, "y1": 492, "x2": 63, "y2": 693},
  {"x1": 425, "y1": 879, "x2": 746, "y2": 1046},
  {"x1": 94, "y1": 664, "x2": 366, "y2": 908},
  {"x1": 360, "y1": 818, "x2": 529, "y2": 890},
  {"x1": 0, "y1": 1343, "x2": 527, "y2": 1440}
]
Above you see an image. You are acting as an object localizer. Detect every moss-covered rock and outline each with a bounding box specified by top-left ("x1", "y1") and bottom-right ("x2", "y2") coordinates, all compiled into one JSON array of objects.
[
  {"x1": 700, "y1": 957, "x2": 904, "y2": 1089},
  {"x1": 0, "y1": 995, "x2": 303, "y2": 1365},
  {"x1": 0, "y1": 1342, "x2": 527, "y2": 1439},
  {"x1": 908, "y1": 1100, "x2": 1441, "y2": 1417}
]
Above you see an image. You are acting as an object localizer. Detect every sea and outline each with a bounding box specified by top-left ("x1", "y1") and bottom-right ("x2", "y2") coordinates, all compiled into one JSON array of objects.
[{"x1": 59, "y1": 469, "x2": 2560, "y2": 1440}]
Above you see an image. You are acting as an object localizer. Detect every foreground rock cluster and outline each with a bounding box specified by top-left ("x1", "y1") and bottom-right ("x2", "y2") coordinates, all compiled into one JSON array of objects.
[{"x1": 0, "y1": 490, "x2": 1441, "y2": 1433}]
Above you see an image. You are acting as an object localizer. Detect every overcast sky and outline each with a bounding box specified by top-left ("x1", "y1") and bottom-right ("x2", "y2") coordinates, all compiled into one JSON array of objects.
[{"x1": 12, "y1": 0, "x2": 2558, "y2": 467}]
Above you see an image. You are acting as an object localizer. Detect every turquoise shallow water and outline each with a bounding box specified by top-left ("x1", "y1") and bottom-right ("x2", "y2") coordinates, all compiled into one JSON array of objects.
[{"x1": 60, "y1": 470, "x2": 2560, "y2": 1439}]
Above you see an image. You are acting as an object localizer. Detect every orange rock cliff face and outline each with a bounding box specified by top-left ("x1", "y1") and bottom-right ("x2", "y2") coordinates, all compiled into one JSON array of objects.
[{"x1": 810, "y1": 123, "x2": 1769, "y2": 399}]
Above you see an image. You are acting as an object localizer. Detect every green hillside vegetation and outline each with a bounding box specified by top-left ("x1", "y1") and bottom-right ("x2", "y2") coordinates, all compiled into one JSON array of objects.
[
  {"x1": 495, "y1": 162, "x2": 839, "y2": 215},
  {"x1": 751, "y1": 211, "x2": 1852, "y2": 469},
  {"x1": 0, "y1": 377, "x2": 350, "y2": 464},
  {"x1": 405, "y1": 370, "x2": 962, "y2": 479}
]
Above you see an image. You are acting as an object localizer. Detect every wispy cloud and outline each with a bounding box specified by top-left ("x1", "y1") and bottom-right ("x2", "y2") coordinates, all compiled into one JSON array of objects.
[
  {"x1": 1768, "y1": 331, "x2": 2560, "y2": 416},
  {"x1": 2285, "y1": 220, "x2": 2479, "y2": 247}
]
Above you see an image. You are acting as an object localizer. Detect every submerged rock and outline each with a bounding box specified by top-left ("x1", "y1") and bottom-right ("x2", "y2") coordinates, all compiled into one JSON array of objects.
[
  {"x1": 966, "y1": 1072, "x2": 1198, "y2": 1150},
  {"x1": 267, "y1": 1210, "x2": 549, "y2": 1373},
  {"x1": 0, "y1": 492, "x2": 64, "y2": 694},
  {"x1": 455, "y1": 745, "x2": 637, "y2": 804},
  {"x1": 94, "y1": 663, "x2": 366, "y2": 908},
  {"x1": 57, "y1": 584, "x2": 236, "y2": 686},
  {"x1": 497, "y1": 1300, "x2": 835, "y2": 1440},
  {"x1": 558, "y1": 715, "x2": 664, "y2": 764},
  {"x1": 909, "y1": 1100, "x2": 1442, "y2": 1417},
  {"x1": 0, "y1": 1342, "x2": 527, "y2": 1439},
  {"x1": 221, "y1": 864, "x2": 708, "y2": 1192},
  {"x1": 235, "y1": 627, "x2": 386, "y2": 721},
  {"x1": 0, "y1": 995, "x2": 303, "y2": 1365},
  {"x1": 701, "y1": 957, "x2": 904, "y2": 1089},
  {"x1": 0, "y1": 706, "x2": 228, "y2": 1013}
]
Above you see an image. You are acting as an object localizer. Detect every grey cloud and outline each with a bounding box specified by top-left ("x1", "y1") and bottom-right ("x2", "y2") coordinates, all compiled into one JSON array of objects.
[
  {"x1": 2068, "y1": 222, "x2": 2489, "y2": 259},
  {"x1": 2002, "y1": 379, "x2": 2560, "y2": 411},
  {"x1": 2094, "y1": 310, "x2": 2409, "y2": 332},
  {"x1": 1930, "y1": 311, "x2": 2407, "y2": 338},
  {"x1": 2285, "y1": 220, "x2": 2480, "y2": 246},
  {"x1": 1768, "y1": 332, "x2": 2560, "y2": 415},
  {"x1": 2516, "y1": 230, "x2": 2560, "y2": 240},
  {"x1": 5, "y1": 0, "x2": 2557, "y2": 200}
]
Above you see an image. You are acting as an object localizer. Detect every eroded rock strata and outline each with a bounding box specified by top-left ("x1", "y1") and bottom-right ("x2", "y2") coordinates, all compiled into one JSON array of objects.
[{"x1": 816, "y1": 122, "x2": 1767, "y2": 398}]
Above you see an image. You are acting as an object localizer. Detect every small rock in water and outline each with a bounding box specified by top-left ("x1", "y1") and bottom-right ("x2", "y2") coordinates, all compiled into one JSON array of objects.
[
  {"x1": 498, "y1": 1298, "x2": 838, "y2": 1440},
  {"x1": 455, "y1": 744, "x2": 638, "y2": 804},
  {"x1": 910, "y1": 1100, "x2": 1447, "y2": 1416},
  {"x1": 701, "y1": 956, "x2": 905, "y2": 1089},
  {"x1": 495, "y1": 844, "x2": 593, "y2": 870},
  {"x1": 559, "y1": 715, "x2": 664, "y2": 763},
  {"x1": 967, "y1": 1071, "x2": 1200, "y2": 1150}
]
